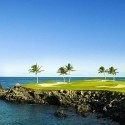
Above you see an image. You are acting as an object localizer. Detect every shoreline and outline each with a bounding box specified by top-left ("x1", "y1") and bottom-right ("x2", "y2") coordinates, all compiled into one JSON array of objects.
[{"x1": 0, "y1": 86, "x2": 125, "y2": 124}]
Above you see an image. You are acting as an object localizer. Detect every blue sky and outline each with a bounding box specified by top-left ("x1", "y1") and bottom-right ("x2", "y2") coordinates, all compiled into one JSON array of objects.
[{"x1": 0, "y1": 0, "x2": 124, "y2": 77}]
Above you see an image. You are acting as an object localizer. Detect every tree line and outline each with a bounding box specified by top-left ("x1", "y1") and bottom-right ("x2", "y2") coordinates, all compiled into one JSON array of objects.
[
  {"x1": 29, "y1": 64, "x2": 118, "y2": 83},
  {"x1": 98, "y1": 66, "x2": 118, "y2": 81},
  {"x1": 29, "y1": 63, "x2": 75, "y2": 83}
]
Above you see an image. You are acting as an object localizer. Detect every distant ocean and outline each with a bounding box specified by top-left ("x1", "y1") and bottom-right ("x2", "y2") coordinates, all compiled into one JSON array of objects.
[
  {"x1": 0, "y1": 77, "x2": 125, "y2": 88},
  {"x1": 0, "y1": 77, "x2": 122, "y2": 125}
]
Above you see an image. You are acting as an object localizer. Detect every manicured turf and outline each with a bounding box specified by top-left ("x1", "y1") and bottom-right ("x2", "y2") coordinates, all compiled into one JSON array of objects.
[{"x1": 23, "y1": 79, "x2": 125, "y2": 92}]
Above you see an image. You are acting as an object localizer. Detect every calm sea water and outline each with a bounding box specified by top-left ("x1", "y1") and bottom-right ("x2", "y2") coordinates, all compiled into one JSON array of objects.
[{"x1": 0, "y1": 77, "x2": 123, "y2": 125}]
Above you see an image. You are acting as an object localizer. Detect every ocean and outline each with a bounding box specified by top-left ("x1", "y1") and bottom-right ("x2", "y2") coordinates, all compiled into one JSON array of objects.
[{"x1": 0, "y1": 77, "x2": 123, "y2": 125}]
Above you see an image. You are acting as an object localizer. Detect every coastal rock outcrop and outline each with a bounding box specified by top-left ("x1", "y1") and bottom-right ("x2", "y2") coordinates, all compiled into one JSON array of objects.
[
  {"x1": 54, "y1": 110, "x2": 68, "y2": 118},
  {"x1": 0, "y1": 84, "x2": 2, "y2": 90},
  {"x1": 76, "y1": 103, "x2": 91, "y2": 117},
  {"x1": 0, "y1": 86, "x2": 125, "y2": 124}
]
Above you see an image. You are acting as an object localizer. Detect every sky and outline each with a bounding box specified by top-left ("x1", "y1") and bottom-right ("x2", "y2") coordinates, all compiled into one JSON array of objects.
[{"x1": 0, "y1": 0, "x2": 125, "y2": 77}]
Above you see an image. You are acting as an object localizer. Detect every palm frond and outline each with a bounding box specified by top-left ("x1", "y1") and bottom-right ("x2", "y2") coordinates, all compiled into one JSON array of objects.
[{"x1": 29, "y1": 64, "x2": 44, "y2": 74}]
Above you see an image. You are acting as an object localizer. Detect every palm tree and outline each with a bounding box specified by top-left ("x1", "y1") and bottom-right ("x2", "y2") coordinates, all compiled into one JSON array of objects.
[
  {"x1": 29, "y1": 64, "x2": 44, "y2": 83},
  {"x1": 66, "y1": 63, "x2": 75, "y2": 83},
  {"x1": 57, "y1": 67, "x2": 67, "y2": 83},
  {"x1": 98, "y1": 66, "x2": 107, "y2": 80},
  {"x1": 108, "y1": 67, "x2": 118, "y2": 81}
]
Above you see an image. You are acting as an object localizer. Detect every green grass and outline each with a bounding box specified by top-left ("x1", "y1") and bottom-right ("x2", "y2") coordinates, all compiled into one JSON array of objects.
[{"x1": 23, "y1": 80, "x2": 125, "y2": 92}]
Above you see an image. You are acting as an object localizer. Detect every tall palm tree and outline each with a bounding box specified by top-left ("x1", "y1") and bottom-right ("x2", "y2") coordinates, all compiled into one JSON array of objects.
[
  {"x1": 108, "y1": 67, "x2": 118, "y2": 81},
  {"x1": 66, "y1": 63, "x2": 75, "y2": 83},
  {"x1": 29, "y1": 64, "x2": 44, "y2": 83},
  {"x1": 57, "y1": 67, "x2": 67, "y2": 83},
  {"x1": 98, "y1": 66, "x2": 107, "y2": 80}
]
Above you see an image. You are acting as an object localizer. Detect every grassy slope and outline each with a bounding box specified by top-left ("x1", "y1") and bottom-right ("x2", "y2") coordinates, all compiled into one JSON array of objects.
[{"x1": 23, "y1": 80, "x2": 125, "y2": 92}]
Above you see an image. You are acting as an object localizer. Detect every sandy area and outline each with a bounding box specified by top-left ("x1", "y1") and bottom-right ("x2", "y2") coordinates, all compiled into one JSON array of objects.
[
  {"x1": 38, "y1": 82, "x2": 67, "y2": 87},
  {"x1": 96, "y1": 86, "x2": 108, "y2": 88},
  {"x1": 97, "y1": 84, "x2": 125, "y2": 89},
  {"x1": 109, "y1": 84, "x2": 125, "y2": 88},
  {"x1": 101, "y1": 80, "x2": 108, "y2": 82},
  {"x1": 38, "y1": 83, "x2": 57, "y2": 87}
]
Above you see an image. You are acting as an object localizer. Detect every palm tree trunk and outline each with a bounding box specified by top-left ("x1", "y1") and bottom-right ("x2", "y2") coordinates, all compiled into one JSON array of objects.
[
  {"x1": 113, "y1": 75, "x2": 115, "y2": 81},
  {"x1": 63, "y1": 75, "x2": 65, "y2": 83},
  {"x1": 104, "y1": 72, "x2": 106, "y2": 80},
  {"x1": 36, "y1": 74, "x2": 38, "y2": 83},
  {"x1": 69, "y1": 71, "x2": 71, "y2": 83}
]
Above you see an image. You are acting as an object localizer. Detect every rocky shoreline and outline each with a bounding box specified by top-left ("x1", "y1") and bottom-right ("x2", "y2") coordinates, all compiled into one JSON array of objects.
[{"x1": 0, "y1": 85, "x2": 125, "y2": 124}]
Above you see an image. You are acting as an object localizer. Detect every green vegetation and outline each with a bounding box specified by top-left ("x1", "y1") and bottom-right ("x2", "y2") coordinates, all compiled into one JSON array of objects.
[
  {"x1": 98, "y1": 66, "x2": 118, "y2": 81},
  {"x1": 108, "y1": 67, "x2": 118, "y2": 81},
  {"x1": 57, "y1": 67, "x2": 67, "y2": 82},
  {"x1": 65, "y1": 63, "x2": 75, "y2": 83},
  {"x1": 29, "y1": 64, "x2": 44, "y2": 83},
  {"x1": 23, "y1": 80, "x2": 125, "y2": 92},
  {"x1": 57, "y1": 63, "x2": 75, "y2": 83},
  {"x1": 98, "y1": 66, "x2": 108, "y2": 80},
  {"x1": 26, "y1": 64, "x2": 123, "y2": 92}
]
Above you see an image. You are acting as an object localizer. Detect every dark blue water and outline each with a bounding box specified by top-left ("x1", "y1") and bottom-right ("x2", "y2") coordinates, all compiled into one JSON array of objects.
[
  {"x1": 0, "y1": 77, "x2": 122, "y2": 125},
  {"x1": 0, "y1": 100, "x2": 119, "y2": 125}
]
